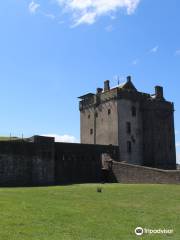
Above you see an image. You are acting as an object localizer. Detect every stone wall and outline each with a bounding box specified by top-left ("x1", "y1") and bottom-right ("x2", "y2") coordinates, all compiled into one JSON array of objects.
[
  {"x1": 54, "y1": 142, "x2": 118, "y2": 184},
  {"x1": 95, "y1": 100, "x2": 119, "y2": 146},
  {"x1": 0, "y1": 141, "x2": 55, "y2": 186},
  {"x1": 80, "y1": 105, "x2": 95, "y2": 144},
  {"x1": 79, "y1": 80, "x2": 176, "y2": 170},
  {"x1": 142, "y1": 101, "x2": 176, "y2": 170},
  {"x1": 111, "y1": 161, "x2": 180, "y2": 184},
  {"x1": 80, "y1": 99, "x2": 119, "y2": 146},
  {"x1": 1, "y1": 138, "x2": 178, "y2": 186},
  {"x1": 0, "y1": 140, "x2": 119, "y2": 186},
  {"x1": 117, "y1": 99, "x2": 143, "y2": 165}
]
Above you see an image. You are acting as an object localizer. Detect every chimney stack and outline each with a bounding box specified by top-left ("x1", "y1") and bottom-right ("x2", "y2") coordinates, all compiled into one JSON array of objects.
[
  {"x1": 104, "y1": 80, "x2": 110, "y2": 91},
  {"x1": 155, "y1": 86, "x2": 164, "y2": 99},
  {"x1": 96, "y1": 88, "x2": 103, "y2": 94},
  {"x1": 127, "y1": 76, "x2": 131, "y2": 82}
]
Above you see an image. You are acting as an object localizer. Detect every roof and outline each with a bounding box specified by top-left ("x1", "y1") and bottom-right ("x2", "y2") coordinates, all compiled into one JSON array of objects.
[
  {"x1": 110, "y1": 78, "x2": 137, "y2": 92},
  {"x1": 78, "y1": 76, "x2": 137, "y2": 100},
  {"x1": 78, "y1": 93, "x2": 95, "y2": 99},
  {"x1": 118, "y1": 79, "x2": 137, "y2": 91}
]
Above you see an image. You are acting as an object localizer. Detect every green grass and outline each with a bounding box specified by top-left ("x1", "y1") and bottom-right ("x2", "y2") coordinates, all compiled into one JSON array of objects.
[
  {"x1": 0, "y1": 136, "x2": 19, "y2": 141},
  {"x1": 0, "y1": 184, "x2": 179, "y2": 240}
]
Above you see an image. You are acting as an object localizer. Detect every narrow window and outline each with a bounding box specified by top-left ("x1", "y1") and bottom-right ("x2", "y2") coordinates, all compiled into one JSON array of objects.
[
  {"x1": 132, "y1": 106, "x2": 136, "y2": 117},
  {"x1": 127, "y1": 141, "x2": 132, "y2": 153},
  {"x1": 108, "y1": 109, "x2": 111, "y2": 115},
  {"x1": 126, "y1": 122, "x2": 131, "y2": 134},
  {"x1": 88, "y1": 114, "x2": 90, "y2": 119},
  {"x1": 95, "y1": 112, "x2": 98, "y2": 118},
  {"x1": 90, "y1": 129, "x2": 93, "y2": 135},
  {"x1": 131, "y1": 135, "x2": 136, "y2": 143}
]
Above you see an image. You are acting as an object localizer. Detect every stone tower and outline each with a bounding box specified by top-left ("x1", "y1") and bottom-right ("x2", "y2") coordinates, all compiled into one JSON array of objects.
[{"x1": 79, "y1": 76, "x2": 176, "y2": 170}]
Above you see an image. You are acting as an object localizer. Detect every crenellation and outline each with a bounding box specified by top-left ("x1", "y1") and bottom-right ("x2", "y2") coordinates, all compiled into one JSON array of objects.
[
  {"x1": 79, "y1": 76, "x2": 176, "y2": 169},
  {"x1": 0, "y1": 75, "x2": 177, "y2": 186}
]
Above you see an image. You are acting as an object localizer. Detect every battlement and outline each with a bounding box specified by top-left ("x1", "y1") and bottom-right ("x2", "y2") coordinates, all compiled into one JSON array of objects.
[
  {"x1": 79, "y1": 76, "x2": 176, "y2": 170},
  {"x1": 79, "y1": 76, "x2": 172, "y2": 111},
  {"x1": 0, "y1": 75, "x2": 176, "y2": 187}
]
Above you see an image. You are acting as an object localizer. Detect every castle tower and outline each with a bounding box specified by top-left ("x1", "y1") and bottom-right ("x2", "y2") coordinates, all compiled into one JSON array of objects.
[{"x1": 79, "y1": 76, "x2": 176, "y2": 169}]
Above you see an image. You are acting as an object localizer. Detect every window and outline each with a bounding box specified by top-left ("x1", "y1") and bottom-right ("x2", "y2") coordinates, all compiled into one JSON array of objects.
[
  {"x1": 131, "y1": 135, "x2": 136, "y2": 143},
  {"x1": 88, "y1": 114, "x2": 90, "y2": 119},
  {"x1": 127, "y1": 141, "x2": 132, "y2": 153},
  {"x1": 108, "y1": 109, "x2": 111, "y2": 115},
  {"x1": 126, "y1": 122, "x2": 131, "y2": 134},
  {"x1": 90, "y1": 129, "x2": 93, "y2": 135},
  {"x1": 95, "y1": 112, "x2": 98, "y2": 118},
  {"x1": 132, "y1": 106, "x2": 136, "y2": 117}
]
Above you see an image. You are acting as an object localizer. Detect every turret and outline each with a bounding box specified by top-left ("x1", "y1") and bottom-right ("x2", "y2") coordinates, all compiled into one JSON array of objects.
[
  {"x1": 155, "y1": 86, "x2": 164, "y2": 100},
  {"x1": 104, "y1": 80, "x2": 110, "y2": 91}
]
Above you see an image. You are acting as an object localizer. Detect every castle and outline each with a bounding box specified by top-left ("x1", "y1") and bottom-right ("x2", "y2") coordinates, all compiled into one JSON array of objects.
[
  {"x1": 79, "y1": 76, "x2": 176, "y2": 170},
  {"x1": 0, "y1": 76, "x2": 179, "y2": 186}
]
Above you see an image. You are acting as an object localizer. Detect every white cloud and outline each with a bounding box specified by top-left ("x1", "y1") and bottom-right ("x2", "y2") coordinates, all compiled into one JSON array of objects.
[
  {"x1": 175, "y1": 49, "x2": 180, "y2": 56},
  {"x1": 105, "y1": 24, "x2": 113, "y2": 32},
  {"x1": 58, "y1": 20, "x2": 65, "y2": 25},
  {"x1": 176, "y1": 153, "x2": 180, "y2": 164},
  {"x1": 43, "y1": 13, "x2": 56, "y2": 20},
  {"x1": 110, "y1": 14, "x2": 116, "y2": 20},
  {"x1": 132, "y1": 58, "x2": 139, "y2": 65},
  {"x1": 174, "y1": 142, "x2": 180, "y2": 164},
  {"x1": 29, "y1": 1, "x2": 40, "y2": 14},
  {"x1": 56, "y1": 0, "x2": 141, "y2": 26},
  {"x1": 150, "y1": 45, "x2": 159, "y2": 53},
  {"x1": 43, "y1": 134, "x2": 79, "y2": 143}
]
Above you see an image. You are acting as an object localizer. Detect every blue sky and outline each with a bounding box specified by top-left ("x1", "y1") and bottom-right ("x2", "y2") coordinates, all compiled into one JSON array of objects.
[{"x1": 0, "y1": 0, "x2": 180, "y2": 162}]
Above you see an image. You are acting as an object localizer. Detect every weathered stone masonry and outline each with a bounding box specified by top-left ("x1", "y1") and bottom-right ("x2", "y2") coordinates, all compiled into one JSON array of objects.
[
  {"x1": 110, "y1": 161, "x2": 180, "y2": 184},
  {"x1": 79, "y1": 77, "x2": 176, "y2": 170},
  {"x1": 0, "y1": 137, "x2": 119, "y2": 186},
  {"x1": 0, "y1": 76, "x2": 179, "y2": 186}
]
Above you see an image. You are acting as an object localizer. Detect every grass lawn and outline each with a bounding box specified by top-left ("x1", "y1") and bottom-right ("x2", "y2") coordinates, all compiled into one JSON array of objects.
[
  {"x1": 0, "y1": 136, "x2": 19, "y2": 141},
  {"x1": 0, "y1": 184, "x2": 179, "y2": 240}
]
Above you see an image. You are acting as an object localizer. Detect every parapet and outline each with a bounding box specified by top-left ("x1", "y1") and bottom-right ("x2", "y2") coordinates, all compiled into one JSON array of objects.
[
  {"x1": 27, "y1": 135, "x2": 55, "y2": 143},
  {"x1": 78, "y1": 76, "x2": 173, "y2": 111}
]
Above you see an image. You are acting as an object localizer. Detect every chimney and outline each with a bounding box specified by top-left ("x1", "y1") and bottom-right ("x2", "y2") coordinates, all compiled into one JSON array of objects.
[
  {"x1": 127, "y1": 76, "x2": 131, "y2": 82},
  {"x1": 104, "y1": 80, "x2": 110, "y2": 91},
  {"x1": 96, "y1": 88, "x2": 103, "y2": 94},
  {"x1": 155, "y1": 86, "x2": 164, "y2": 99}
]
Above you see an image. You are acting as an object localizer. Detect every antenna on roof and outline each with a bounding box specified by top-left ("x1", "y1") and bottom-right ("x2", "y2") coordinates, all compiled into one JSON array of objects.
[{"x1": 113, "y1": 75, "x2": 120, "y2": 86}]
